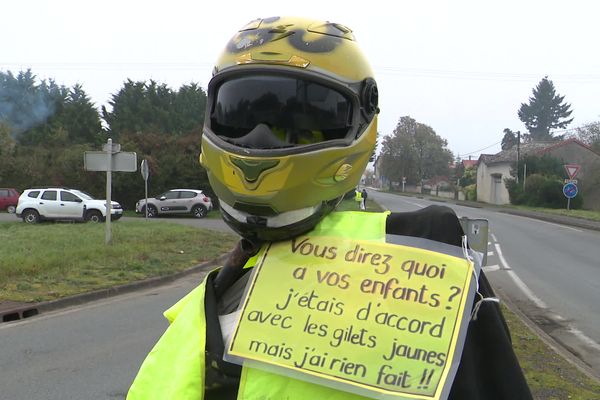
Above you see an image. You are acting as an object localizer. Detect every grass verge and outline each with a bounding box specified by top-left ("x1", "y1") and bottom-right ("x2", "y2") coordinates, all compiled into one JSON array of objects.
[
  {"x1": 0, "y1": 220, "x2": 238, "y2": 302},
  {"x1": 382, "y1": 189, "x2": 600, "y2": 222},
  {"x1": 503, "y1": 304, "x2": 600, "y2": 399},
  {"x1": 512, "y1": 206, "x2": 600, "y2": 222}
]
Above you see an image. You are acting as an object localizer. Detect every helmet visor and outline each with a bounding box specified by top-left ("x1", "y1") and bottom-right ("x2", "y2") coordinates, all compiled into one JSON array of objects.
[{"x1": 210, "y1": 75, "x2": 353, "y2": 147}]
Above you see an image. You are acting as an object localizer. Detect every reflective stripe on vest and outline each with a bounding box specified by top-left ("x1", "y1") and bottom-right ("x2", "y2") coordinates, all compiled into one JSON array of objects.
[{"x1": 126, "y1": 211, "x2": 389, "y2": 400}]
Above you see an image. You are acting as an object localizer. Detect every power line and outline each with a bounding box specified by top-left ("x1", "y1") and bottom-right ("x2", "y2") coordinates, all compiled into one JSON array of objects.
[
  {"x1": 458, "y1": 140, "x2": 502, "y2": 158},
  {"x1": 372, "y1": 66, "x2": 600, "y2": 82}
]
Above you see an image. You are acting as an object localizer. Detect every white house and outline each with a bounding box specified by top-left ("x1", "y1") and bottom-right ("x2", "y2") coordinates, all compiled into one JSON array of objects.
[{"x1": 477, "y1": 139, "x2": 600, "y2": 209}]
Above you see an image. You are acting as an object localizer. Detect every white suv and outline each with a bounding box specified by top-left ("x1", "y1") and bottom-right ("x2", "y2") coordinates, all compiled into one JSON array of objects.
[
  {"x1": 16, "y1": 188, "x2": 123, "y2": 224},
  {"x1": 135, "y1": 189, "x2": 212, "y2": 218}
]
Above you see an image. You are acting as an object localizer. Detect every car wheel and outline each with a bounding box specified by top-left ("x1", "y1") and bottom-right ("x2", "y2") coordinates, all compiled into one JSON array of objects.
[
  {"x1": 23, "y1": 209, "x2": 40, "y2": 224},
  {"x1": 7, "y1": 205, "x2": 16, "y2": 213},
  {"x1": 192, "y1": 204, "x2": 208, "y2": 218},
  {"x1": 145, "y1": 205, "x2": 158, "y2": 218},
  {"x1": 86, "y1": 210, "x2": 104, "y2": 223}
]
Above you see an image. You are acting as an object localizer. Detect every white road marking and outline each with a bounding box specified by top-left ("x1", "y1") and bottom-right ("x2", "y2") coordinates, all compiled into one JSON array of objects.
[
  {"x1": 505, "y1": 270, "x2": 548, "y2": 309},
  {"x1": 567, "y1": 327, "x2": 600, "y2": 351},
  {"x1": 491, "y1": 233, "x2": 498, "y2": 242},
  {"x1": 533, "y1": 218, "x2": 583, "y2": 232},
  {"x1": 494, "y1": 242, "x2": 548, "y2": 309},
  {"x1": 493, "y1": 243, "x2": 511, "y2": 270},
  {"x1": 494, "y1": 238, "x2": 600, "y2": 354},
  {"x1": 402, "y1": 199, "x2": 425, "y2": 208},
  {"x1": 504, "y1": 213, "x2": 582, "y2": 232},
  {"x1": 482, "y1": 264, "x2": 501, "y2": 272},
  {"x1": 487, "y1": 251, "x2": 494, "y2": 256}
]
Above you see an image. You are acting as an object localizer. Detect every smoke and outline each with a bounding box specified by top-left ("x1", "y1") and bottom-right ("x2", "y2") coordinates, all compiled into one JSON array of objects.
[{"x1": 0, "y1": 70, "x2": 57, "y2": 138}]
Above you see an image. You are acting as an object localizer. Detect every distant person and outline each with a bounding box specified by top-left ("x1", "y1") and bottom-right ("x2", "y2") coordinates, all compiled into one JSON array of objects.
[
  {"x1": 361, "y1": 188, "x2": 368, "y2": 210},
  {"x1": 355, "y1": 187, "x2": 362, "y2": 209}
]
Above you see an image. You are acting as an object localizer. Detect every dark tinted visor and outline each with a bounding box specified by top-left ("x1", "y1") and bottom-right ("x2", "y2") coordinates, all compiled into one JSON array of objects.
[{"x1": 211, "y1": 75, "x2": 353, "y2": 144}]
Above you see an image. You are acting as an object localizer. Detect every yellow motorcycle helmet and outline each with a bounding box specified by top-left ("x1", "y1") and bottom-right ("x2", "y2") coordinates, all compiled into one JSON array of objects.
[{"x1": 200, "y1": 16, "x2": 379, "y2": 242}]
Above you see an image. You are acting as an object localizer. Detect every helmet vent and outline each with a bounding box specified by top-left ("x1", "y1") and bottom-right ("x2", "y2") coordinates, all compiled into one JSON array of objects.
[
  {"x1": 361, "y1": 79, "x2": 379, "y2": 119},
  {"x1": 229, "y1": 155, "x2": 280, "y2": 183}
]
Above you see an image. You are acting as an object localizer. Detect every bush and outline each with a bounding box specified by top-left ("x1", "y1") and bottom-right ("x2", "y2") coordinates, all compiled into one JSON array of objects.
[
  {"x1": 464, "y1": 184, "x2": 477, "y2": 201},
  {"x1": 508, "y1": 174, "x2": 583, "y2": 209},
  {"x1": 506, "y1": 178, "x2": 525, "y2": 205}
]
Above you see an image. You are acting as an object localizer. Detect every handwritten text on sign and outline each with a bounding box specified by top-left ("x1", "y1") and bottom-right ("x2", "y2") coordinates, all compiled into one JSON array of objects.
[{"x1": 228, "y1": 236, "x2": 473, "y2": 399}]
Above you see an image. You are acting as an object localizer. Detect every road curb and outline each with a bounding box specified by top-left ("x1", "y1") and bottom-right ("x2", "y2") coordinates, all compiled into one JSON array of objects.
[
  {"x1": 498, "y1": 209, "x2": 600, "y2": 231},
  {"x1": 494, "y1": 287, "x2": 600, "y2": 383},
  {"x1": 0, "y1": 253, "x2": 230, "y2": 324},
  {"x1": 388, "y1": 192, "x2": 600, "y2": 232}
]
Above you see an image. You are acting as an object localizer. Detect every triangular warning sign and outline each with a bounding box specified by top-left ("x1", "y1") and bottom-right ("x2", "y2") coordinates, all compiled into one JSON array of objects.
[{"x1": 564, "y1": 164, "x2": 581, "y2": 179}]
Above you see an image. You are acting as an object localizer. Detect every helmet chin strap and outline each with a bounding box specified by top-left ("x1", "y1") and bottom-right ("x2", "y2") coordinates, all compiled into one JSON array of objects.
[{"x1": 220, "y1": 201, "x2": 318, "y2": 228}]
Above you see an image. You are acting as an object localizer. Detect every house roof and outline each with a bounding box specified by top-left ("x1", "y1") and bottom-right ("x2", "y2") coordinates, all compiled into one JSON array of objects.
[
  {"x1": 478, "y1": 138, "x2": 598, "y2": 165},
  {"x1": 462, "y1": 159, "x2": 478, "y2": 169}
]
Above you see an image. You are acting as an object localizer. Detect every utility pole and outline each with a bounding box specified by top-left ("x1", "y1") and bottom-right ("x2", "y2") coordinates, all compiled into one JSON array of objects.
[{"x1": 516, "y1": 131, "x2": 521, "y2": 184}]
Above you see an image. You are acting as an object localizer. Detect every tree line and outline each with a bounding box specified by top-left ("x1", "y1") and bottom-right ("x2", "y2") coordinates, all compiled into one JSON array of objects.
[
  {"x1": 0, "y1": 69, "x2": 209, "y2": 209},
  {"x1": 3, "y1": 71, "x2": 597, "y2": 210}
]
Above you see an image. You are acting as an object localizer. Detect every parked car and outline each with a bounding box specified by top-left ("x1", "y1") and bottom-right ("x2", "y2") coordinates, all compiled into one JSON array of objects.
[
  {"x1": 136, "y1": 189, "x2": 213, "y2": 218},
  {"x1": 0, "y1": 188, "x2": 20, "y2": 213},
  {"x1": 16, "y1": 187, "x2": 123, "y2": 224}
]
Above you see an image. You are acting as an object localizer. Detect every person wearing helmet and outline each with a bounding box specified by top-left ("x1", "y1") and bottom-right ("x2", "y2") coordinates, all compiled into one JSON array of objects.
[{"x1": 127, "y1": 17, "x2": 531, "y2": 400}]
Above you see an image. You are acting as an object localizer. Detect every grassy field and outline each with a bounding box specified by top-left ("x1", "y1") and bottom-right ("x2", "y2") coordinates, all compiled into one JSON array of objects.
[{"x1": 0, "y1": 220, "x2": 238, "y2": 302}]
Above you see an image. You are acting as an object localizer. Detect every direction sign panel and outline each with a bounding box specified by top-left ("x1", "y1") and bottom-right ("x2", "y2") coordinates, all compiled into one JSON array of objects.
[
  {"x1": 102, "y1": 142, "x2": 122, "y2": 153},
  {"x1": 84, "y1": 151, "x2": 138, "y2": 172},
  {"x1": 140, "y1": 159, "x2": 149, "y2": 180},
  {"x1": 563, "y1": 182, "x2": 578, "y2": 199},
  {"x1": 564, "y1": 164, "x2": 581, "y2": 180}
]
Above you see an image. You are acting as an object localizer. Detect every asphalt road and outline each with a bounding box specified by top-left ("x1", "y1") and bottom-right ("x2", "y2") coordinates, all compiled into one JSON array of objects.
[
  {"x1": 0, "y1": 271, "x2": 208, "y2": 400},
  {"x1": 368, "y1": 191, "x2": 600, "y2": 375}
]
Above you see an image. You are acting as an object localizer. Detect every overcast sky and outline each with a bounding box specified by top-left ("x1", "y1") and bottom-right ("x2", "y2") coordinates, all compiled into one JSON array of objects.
[{"x1": 2, "y1": 0, "x2": 599, "y2": 159}]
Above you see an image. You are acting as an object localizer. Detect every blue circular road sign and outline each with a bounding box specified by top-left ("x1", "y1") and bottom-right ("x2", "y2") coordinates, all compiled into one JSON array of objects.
[{"x1": 563, "y1": 182, "x2": 578, "y2": 199}]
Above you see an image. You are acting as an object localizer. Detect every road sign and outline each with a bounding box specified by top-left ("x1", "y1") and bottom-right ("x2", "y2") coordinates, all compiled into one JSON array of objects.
[
  {"x1": 564, "y1": 179, "x2": 578, "y2": 184},
  {"x1": 459, "y1": 217, "x2": 489, "y2": 267},
  {"x1": 563, "y1": 182, "x2": 578, "y2": 199},
  {"x1": 102, "y1": 142, "x2": 121, "y2": 153},
  {"x1": 140, "y1": 159, "x2": 149, "y2": 181},
  {"x1": 564, "y1": 164, "x2": 581, "y2": 180},
  {"x1": 84, "y1": 151, "x2": 138, "y2": 172}
]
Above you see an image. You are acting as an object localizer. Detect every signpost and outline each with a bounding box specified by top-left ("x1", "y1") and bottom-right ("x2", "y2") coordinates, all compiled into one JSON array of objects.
[
  {"x1": 84, "y1": 139, "x2": 137, "y2": 244},
  {"x1": 140, "y1": 159, "x2": 150, "y2": 218},
  {"x1": 562, "y1": 164, "x2": 581, "y2": 211},
  {"x1": 564, "y1": 164, "x2": 581, "y2": 180},
  {"x1": 563, "y1": 182, "x2": 578, "y2": 210}
]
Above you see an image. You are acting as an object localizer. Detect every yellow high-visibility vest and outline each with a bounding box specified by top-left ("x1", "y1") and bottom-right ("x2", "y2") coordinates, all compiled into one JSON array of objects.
[{"x1": 127, "y1": 211, "x2": 389, "y2": 400}]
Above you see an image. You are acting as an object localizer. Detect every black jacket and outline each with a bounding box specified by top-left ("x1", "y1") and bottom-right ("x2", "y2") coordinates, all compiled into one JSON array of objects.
[{"x1": 204, "y1": 205, "x2": 532, "y2": 399}]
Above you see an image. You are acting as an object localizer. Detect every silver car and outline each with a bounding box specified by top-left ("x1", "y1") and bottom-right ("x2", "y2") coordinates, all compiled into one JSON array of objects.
[{"x1": 135, "y1": 189, "x2": 213, "y2": 218}]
